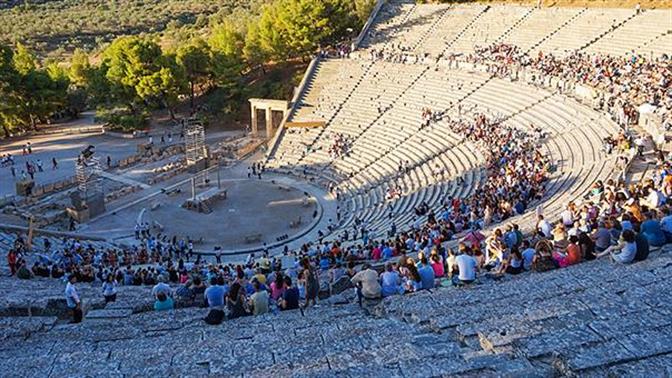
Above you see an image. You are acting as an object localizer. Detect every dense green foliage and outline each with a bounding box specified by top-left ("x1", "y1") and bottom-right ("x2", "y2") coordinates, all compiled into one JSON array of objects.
[
  {"x1": 0, "y1": 43, "x2": 71, "y2": 137},
  {"x1": 0, "y1": 0, "x2": 375, "y2": 135},
  {"x1": 0, "y1": 0, "x2": 263, "y2": 59}
]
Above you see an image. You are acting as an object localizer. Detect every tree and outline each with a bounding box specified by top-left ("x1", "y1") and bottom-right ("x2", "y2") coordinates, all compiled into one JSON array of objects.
[
  {"x1": 256, "y1": 2, "x2": 289, "y2": 61},
  {"x1": 242, "y1": 19, "x2": 268, "y2": 71},
  {"x1": 68, "y1": 48, "x2": 92, "y2": 88},
  {"x1": 176, "y1": 39, "x2": 211, "y2": 111},
  {"x1": 208, "y1": 21, "x2": 244, "y2": 86},
  {"x1": 354, "y1": 0, "x2": 376, "y2": 26},
  {"x1": 256, "y1": 0, "x2": 349, "y2": 60},
  {"x1": 101, "y1": 36, "x2": 164, "y2": 112},
  {"x1": 0, "y1": 44, "x2": 21, "y2": 137},
  {"x1": 136, "y1": 57, "x2": 186, "y2": 120},
  {"x1": 12, "y1": 43, "x2": 36, "y2": 76}
]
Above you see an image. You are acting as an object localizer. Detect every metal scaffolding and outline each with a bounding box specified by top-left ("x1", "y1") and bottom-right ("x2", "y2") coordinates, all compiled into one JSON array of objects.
[
  {"x1": 75, "y1": 156, "x2": 103, "y2": 199},
  {"x1": 185, "y1": 120, "x2": 207, "y2": 166}
]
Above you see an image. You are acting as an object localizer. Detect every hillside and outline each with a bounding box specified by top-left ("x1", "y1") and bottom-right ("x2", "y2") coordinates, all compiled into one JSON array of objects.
[{"x1": 0, "y1": 0, "x2": 262, "y2": 59}]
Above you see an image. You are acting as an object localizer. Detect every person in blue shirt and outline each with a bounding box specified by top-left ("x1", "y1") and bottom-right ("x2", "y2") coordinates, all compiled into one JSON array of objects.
[
  {"x1": 204, "y1": 277, "x2": 226, "y2": 308},
  {"x1": 319, "y1": 254, "x2": 331, "y2": 270},
  {"x1": 640, "y1": 212, "x2": 667, "y2": 247},
  {"x1": 382, "y1": 243, "x2": 394, "y2": 260},
  {"x1": 154, "y1": 292, "x2": 174, "y2": 311},
  {"x1": 380, "y1": 263, "x2": 402, "y2": 297},
  {"x1": 417, "y1": 257, "x2": 435, "y2": 290}
]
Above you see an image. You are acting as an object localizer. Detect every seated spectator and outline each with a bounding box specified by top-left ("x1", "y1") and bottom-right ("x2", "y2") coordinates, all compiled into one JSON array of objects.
[
  {"x1": 640, "y1": 212, "x2": 667, "y2": 247},
  {"x1": 16, "y1": 261, "x2": 33, "y2": 280},
  {"x1": 661, "y1": 207, "x2": 672, "y2": 243},
  {"x1": 102, "y1": 275, "x2": 117, "y2": 303},
  {"x1": 446, "y1": 248, "x2": 458, "y2": 277},
  {"x1": 504, "y1": 247, "x2": 523, "y2": 275},
  {"x1": 554, "y1": 235, "x2": 581, "y2": 267},
  {"x1": 453, "y1": 250, "x2": 478, "y2": 286},
  {"x1": 226, "y1": 282, "x2": 249, "y2": 319},
  {"x1": 417, "y1": 257, "x2": 435, "y2": 289},
  {"x1": 430, "y1": 252, "x2": 445, "y2": 278},
  {"x1": 249, "y1": 280, "x2": 269, "y2": 315},
  {"x1": 269, "y1": 273, "x2": 286, "y2": 301},
  {"x1": 597, "y1": 229, "x2": 637, "y2": 264},
  {"x1": 403, "y1": 259, "x2": 422, "y2": 292},
  {"x1": 154, "y1": 292, "x2": 174, "y2": 311},
  {"x1": 328, "y1": 263, "x2": 346, "y2": 294},
  {"x1": 532, "y1": 239, "x2": 557, "y2": 272},
  {"x1": 280, "y1": 276, "x2": 300, "y2": 311},
  {"x1": 634, "y1": 232, "x2": 650, "y2": 262},
  {"x1": 351, "y1": 263, "x2": 382, "y2": 305},
  {"x1": 204, "y1": 277, "x2": 225, "y2": 309},
  {"x1": 380, "y1": 263, "x2": 402, "y2": 297},
  {"x1": 152, "y1": 277, "x2": 172, "y2": 299},
  {"x1": 591, "y1": 221, "x2": 612, "y2": 252},
  {"x1": 521, "y1": 240, "x2": 535, "y2": 271},
  {"x1": 578, "y1": 232, "x2": 596, "y2": 261}
]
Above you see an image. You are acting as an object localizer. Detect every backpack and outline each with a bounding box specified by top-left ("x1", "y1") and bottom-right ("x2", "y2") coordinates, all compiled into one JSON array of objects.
[{"x1": 203, "y1": 309, "x2": 224, "y2": 325}]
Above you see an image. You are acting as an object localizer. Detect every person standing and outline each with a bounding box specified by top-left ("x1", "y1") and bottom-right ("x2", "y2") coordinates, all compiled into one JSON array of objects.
[
  {"x1": 302, "y1": 259, "x2": 319, "y2": 308},
  {"x1": 7, "y1": 249, "x2": 17, "y2": 276},
  {"x1": 65, "y1": 275, "x2": 82, "y2": 323},
  {"x1": 52, "y1": 157, "x2": 58, "y2": 170},
  {"x1": 102, "y1": 275, "x2": 117, "y2": 303}
]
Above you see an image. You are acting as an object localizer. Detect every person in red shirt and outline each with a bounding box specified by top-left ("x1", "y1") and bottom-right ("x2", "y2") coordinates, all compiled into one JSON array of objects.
[
  {"x1": 7, "y1": 250, "x2": 17, "y2": 276},
  {"x1": 554, "y1": 235, "x2": 582, "y2": 268}
]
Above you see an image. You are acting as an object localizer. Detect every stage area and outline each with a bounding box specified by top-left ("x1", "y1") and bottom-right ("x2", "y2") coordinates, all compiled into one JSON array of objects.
[{"x1": 85, "y1": 178, "x2": 319, "y2": 252}]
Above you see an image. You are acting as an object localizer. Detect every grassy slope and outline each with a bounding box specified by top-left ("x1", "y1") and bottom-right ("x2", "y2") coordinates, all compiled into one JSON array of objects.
[{"x1": 0, "y1": 0, "x2": 255, "y2": 60}]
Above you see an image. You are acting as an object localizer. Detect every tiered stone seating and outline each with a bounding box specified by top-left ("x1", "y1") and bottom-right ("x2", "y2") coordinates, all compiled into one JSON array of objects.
[
  {"x1": 448, "y1": 5, "x2": 532, "y2": 53},
  {"x1": 2, "y1": 247, "x2": 670, "y2": 376},
  {"x1": 0, "y1": 230, "x2": 117, "y2": 256},
  {"x1": 375, "y1": 249, "x2": 672, "y2": 377},
  {"x1": 299, "y1": 62, "x2": 427, "y2": 169},
  {"x1": 269, "y1": 59, "x2": 371, "y2": 167},
  {"x1": 531, "y1": 8, "x2": 635, "y2": 56},
  {"x1": 421, "y1": 4, "x2": 488, "y2": 56},
  {"x1": 584, "y1": 9, "x2": 672, "y2": 57},
  {"x1": 501, "y1": 7, "x2": 585, "y2": 52},
  {"x1": 268, "y1": 0, "x2": 666, "y2": 240},
  {"x1": 359, "y1": 0, "x2": 419, "y2": 50},
  {"x1": 640, "y1": 30, "x2": 672, "y2": 58}
]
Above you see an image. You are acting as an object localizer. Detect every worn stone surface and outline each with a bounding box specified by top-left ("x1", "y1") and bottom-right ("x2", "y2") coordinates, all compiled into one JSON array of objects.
[{"x1": 0, "y1": 251, "x2": 670, "y2": 376}]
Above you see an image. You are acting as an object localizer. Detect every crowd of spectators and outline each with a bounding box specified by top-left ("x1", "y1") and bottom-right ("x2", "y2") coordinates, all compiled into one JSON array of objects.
[{"x1": 465, "y1": 43, "x2": 671, "y2": 131}]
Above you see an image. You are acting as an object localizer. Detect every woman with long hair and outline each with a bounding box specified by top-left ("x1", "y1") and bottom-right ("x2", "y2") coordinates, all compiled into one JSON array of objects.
[{"x1": 226, "y1": 282, "x2": 250, "y2": 319}]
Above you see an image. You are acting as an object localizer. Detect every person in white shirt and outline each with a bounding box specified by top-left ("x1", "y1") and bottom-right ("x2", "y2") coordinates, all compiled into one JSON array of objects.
[
  {"x1": 65, "y1": 275, "x2": 82, "y2": 323},
  {"x1": 454, "y1": 251, "x2": 479, "y2": 285},
  {"x1": 560, "y1": 206, "x2": 574, "y2": 227},
  {"x1": 351, "y1": 264, "x2": 381, "y2": 306},
  {"x1": 645, "y1": 188, "x2": 663, "y2": 210},
  {"x1": 102, "y1": 275, "x2": 117, "y2": 303},
  {"x1": 536, "y1": 215, "x2": 552, "y2": 238},
  {"x1": 152, "y1": 277, "x2": 172, "y2": 299}
]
